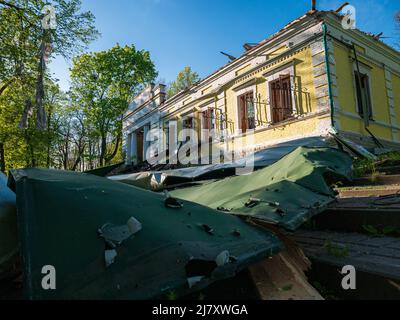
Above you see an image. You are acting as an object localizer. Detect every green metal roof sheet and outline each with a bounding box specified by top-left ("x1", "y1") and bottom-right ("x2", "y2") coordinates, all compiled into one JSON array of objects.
[
  {"x1": 110, "y1": 137, "x2": 329, "y2": 191},
  {"x1": 0, "y1": 173, "x2": 18, "y2": 280},
  {"x1": 170, "y1": 147, "x2": 353, "y2": 231},
  {"x1": 8, "y1": 169, "x2": 282, "y2": 300}
]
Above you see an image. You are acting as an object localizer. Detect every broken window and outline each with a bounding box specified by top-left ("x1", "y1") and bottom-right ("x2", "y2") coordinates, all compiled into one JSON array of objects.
[
  {"x1": 269, "y1": 75, "x2": 293, "y2": 124},
  {"x1": 354, "y1": 71, "x2": 373, "y2": 119},
  {"x1": 238, "y1": 92, "x2": 256, "y2": 133}
]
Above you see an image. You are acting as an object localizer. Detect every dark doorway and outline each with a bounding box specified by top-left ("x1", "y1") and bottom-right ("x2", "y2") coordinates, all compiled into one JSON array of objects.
[{"x1": 136, "y1": 128, "x2": 144, "y2": 163}]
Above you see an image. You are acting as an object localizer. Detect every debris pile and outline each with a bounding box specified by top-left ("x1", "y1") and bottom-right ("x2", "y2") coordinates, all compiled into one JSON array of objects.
[
  {"x1": 1, "y1": 144, "x2": 400, "y2": 300},
  {"x1": 4, "y1": 169, "x2": 282, "y2": 299},
  {"x1": 170, "y1": 147, "x2": 352, "y2": 231}
]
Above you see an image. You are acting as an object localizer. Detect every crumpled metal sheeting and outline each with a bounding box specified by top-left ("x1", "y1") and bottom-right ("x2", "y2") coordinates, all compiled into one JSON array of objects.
[
  {"x1": 108, "y1": 171, "x2": 167, "y2": 190},
  {"x1": 110, "y1": 136, "x2": 330, "y2": 190},
  {"x1": 85, "y1": 162, "x2": 125, "y2": 177},
  {"x1": 170, "y1": 147, "x2": 353, "y2": 231},
  {"x1": 0, "y1": 173, "x2": 19, "y2": 280},
  {"x1": 9, "y1": 168, "x2": 282, "y2": 300}
]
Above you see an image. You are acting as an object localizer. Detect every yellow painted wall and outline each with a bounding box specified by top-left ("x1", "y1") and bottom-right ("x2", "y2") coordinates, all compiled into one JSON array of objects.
[
  {"x1": 294, "y1": 47, "x2": 316, "y2": 114},
  {"x1": 230, "y1": 113, "x2": 331, "y2": 152},
  {"x1": 370, "y1": 65, "x2": 390, "y2": 123},
  {"x1": 392, "y1": 74, "x2": 400, "y2": 127},
  {"x1": 335, "y1": 44, "x2": 356, "y2": 115},
  {"x1": 224, "y1": 47, "x2": 317, "y2": 136},
  {"x1": 169, "y1": 46, "x2": 324, "y2": 148},
  {"x1": 333, "y1": 42, "x2": 394, "y2": 141},
  {"x1": 235, "y1": 64, "x2": 252, "y2": 76}
]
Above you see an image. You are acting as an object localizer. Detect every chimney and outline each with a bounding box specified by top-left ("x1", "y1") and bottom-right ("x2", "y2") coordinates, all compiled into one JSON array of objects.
[
  {"x1": 154, "y1": 84, "x2": 166, "y2": 105},
  {"x1": 311, "y1": 0, "x2": 317, "y2": 11}
]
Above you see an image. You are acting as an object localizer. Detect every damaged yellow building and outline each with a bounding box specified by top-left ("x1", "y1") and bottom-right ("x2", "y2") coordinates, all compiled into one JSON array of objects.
[{"x1": 122, "y1": 9, "x2": 400, "y2": 164}]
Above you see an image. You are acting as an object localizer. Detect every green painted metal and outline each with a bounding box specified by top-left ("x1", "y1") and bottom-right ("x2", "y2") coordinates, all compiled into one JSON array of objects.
[
  {"x1": 0, "y1": 173, "x2": 18, "y2": 280},
  {"x1": 85, "y1": 162, "x2": 125, "y2": 177},
  {"x1": 110, "y1": 137, "x2": 329, "y2": 191},
  {"x1": 9, "y1": 169, "x2": 282, "y2": 300},
  {"x1": 171, "y1": 147, "x2": 352, "y2": 231}
]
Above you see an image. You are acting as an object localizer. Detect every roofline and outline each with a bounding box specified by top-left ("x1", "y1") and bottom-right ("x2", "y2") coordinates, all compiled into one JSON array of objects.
[
  {"x1": 322, "y1": 10, "x2": 400, "y2": 58},
  {"x1": 127, "y1": 9, "x2": 399, "y2": 117},
  {"x1": 162, "y1": 10, "x2": 320, "y2": 108}
]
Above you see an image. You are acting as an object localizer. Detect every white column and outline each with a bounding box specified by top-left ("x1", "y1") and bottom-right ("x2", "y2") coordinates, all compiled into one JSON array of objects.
[
  {"x1": 130, "y1": 132, "x2": 137, "y2": 164},
  {"x1": 126, "y1": 133, "x2": 132, "y2": 165},
  {"x1": 143, "y1": 125, "x2": 149, "y2": 161}
]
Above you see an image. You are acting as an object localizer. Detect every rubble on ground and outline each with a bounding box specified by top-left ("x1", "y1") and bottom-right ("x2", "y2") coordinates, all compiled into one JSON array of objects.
[{"x1": 1, "y1": 141, "x2": 400, "y2": 300}]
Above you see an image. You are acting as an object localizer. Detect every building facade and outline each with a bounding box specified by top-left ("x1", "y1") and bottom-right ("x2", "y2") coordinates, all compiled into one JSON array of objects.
[{"x1": 122, "y1": 10, "x2": 400, "y2": 165}]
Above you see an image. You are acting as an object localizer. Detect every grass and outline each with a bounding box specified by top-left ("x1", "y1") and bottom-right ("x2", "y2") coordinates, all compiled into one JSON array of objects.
[
  {"x1": 324, "y1": 241, "x2": 349, "y2": 258},
  {"x1": 353, "y1": 151, "x2": 400, "y2": 178},
  {"x1": 362, "y1": 225, "x2": 400, "y2": 237}
]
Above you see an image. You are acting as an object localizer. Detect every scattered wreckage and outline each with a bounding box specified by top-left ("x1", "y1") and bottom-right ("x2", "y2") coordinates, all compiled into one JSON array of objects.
[{"x1": 1, "y1": 138, "x2": 400, "y2": 300}]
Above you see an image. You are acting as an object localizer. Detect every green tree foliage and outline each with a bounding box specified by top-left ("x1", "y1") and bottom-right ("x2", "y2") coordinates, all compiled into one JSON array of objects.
[
  {"x1": 70, "y1": 44, "x2": 157, "y2": 166},
  {"x1": 0, "y1": 0, "x2": 99, "y2": 172},
  {"x1": 167, "y1": 66, "x2": 200, "y2": 98}
]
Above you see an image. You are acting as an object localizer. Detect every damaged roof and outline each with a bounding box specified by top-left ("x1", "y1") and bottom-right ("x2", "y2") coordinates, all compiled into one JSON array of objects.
[
  {"x1": 110, "y1": 136, "x2": 329, "y2": 191},
  {"x1": 8, "y1": 169, "x2": 282, "y2": 300},
  {"x1": 170, "y1": 147, "x2": 353, "y2": 231},
  {"x1": 161, "y1": 9, "x2": 399, "y2": 108}
]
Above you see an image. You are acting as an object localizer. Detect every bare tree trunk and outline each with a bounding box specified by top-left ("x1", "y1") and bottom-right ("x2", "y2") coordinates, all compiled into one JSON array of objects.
[
  {"x1": 46, "y1": 107, "x2": 52, "y2": 168},
  {"x1": 27, "y1": 138, "x2": 35, "y2": 168},
  {"x1": 23, "y1": 130, "x2": 36, "y2": 167},
  {"x1": 63, "y1": 128, "x2": 70, "y2": 170},
  {"x1": 0, "y1": 79, "x2": 13, "y2": 96},
  {"x1": 88, "y1": 140, "x2": 93, "y2": 170},
  {"x1": 100, "y1": 134, "x2": 106, "y2": 167},
  {"x1": 36, "y1": 41, "x2": 47, "y2": 130},
  {"x1": 71, "y1": 143, "x2": 85, "y2": 171},
  {"x1": 0, "y1": 143, "x2": 5, "y2": 173},
  {"x1": 105, "y1": 132, "x2": 122, "y2": 164}
]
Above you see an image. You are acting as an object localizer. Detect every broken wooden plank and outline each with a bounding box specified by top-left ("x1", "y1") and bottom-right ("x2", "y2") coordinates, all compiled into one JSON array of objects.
[
  {"x1": 313, "y1": 195, "x2": 400, "y2": 233},
  {"x1": 330, "y1": 195, "x2": 400, "y2": 210},
  {"x1": 352, "y1": 175, "x2": 400, "y2": 187},
  {"x1": 336, "y1": 187, "x2": 400, "y2": 198},
  {"x1": 248, "y1": 223, "x2": 323, "y2": 300},
  {"x1": 249, "y1": 250, "x2": 324, "y2": 300},
  {"x1": 292, "y1": 230, "x2": 400, "y2": 281}
]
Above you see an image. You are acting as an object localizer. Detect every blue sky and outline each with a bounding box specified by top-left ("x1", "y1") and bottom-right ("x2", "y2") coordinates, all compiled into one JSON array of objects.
[{"x1": 50, "y1": 0, "x2": 399, "y2": 91}]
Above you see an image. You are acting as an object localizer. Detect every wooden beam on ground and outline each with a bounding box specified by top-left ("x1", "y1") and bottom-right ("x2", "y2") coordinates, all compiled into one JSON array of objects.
[
  {"x1": 315, "y1": 195, "x2": 400, "y2": 233},
  {"x1": 249, "y1": 250, "x2": 324, "y2": 300},
  {"x1": 292, "y1": 230, "x2": 400, "y2": 281},
  {"x1": 248, "y1": 220, "x2": 323, "y2": 300}
]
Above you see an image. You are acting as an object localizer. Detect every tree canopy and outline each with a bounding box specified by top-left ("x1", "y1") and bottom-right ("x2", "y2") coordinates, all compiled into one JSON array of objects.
[
  {"x1": 167, "y1": 66, "x2": 200, "y2": 98},
  {"x1": 0, "y1": 1, "x2": 158, "y2": 172},
  {"x1": 69, "y1": 44, "x2": 157, "y2": 166},
  {"x1": 0, "y1": 0, "x2": 99, "y2": 171}
]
